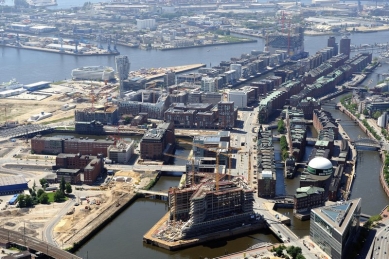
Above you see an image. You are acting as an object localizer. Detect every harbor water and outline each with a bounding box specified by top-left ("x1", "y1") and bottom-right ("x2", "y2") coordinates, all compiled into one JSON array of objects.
[
  {"x1": 2, "y1": 29, "x2": 389, "y2": 257},
  {"x1": 3, "y1": 32, "x2": 389, "y2": 83}
]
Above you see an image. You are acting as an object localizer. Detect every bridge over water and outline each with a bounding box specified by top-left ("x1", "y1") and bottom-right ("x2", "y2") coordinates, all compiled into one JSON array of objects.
[
  {"x1": 351, "y1": 138, "x2": 381, "y2": 150},
  {"x1": 0, "y1": 228, "x2": 81, "y2": 259},
  {"x1": 137, "y1": 189, "x2": 169, "y2": 197}
]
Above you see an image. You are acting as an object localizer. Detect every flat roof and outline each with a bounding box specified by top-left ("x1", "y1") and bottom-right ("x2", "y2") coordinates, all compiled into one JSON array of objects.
[
  {"x1": 312, "y1": 198, "x2": 361, "y2": 235},
  {"x1": 0, "y1": 175, "x2": 27, "y2": 186}
]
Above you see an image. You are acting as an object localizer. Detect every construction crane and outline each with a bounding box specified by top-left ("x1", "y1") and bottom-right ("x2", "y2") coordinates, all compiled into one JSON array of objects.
[
  {"x1": 177, "y1": 139, "x2": 241, "y2": 189},
  {"x1": 164, "y1": 152, "x2": 195, "y2": 186}
]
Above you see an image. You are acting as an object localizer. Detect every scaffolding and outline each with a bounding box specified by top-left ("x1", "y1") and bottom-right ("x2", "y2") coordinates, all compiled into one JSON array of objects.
[{"x1": 166, "y1": 174, "x2": 255, "y2": 239}]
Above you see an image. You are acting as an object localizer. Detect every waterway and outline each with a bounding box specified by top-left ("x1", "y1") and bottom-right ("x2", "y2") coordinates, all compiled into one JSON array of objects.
[
  {"x1": 3, "y1": 32, "x2": 389, "y2": 84},
  {"x1": 75, "y1": 176, "x2": 279, "y2": 259}
]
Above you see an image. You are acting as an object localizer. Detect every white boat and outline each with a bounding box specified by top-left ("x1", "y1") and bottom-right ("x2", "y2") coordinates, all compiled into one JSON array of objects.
[
  {"x1": 71, "y1": 66, "x2": 115, "y2": 81},
  {"x1": 0, "y1": 79, "x2": 24, "y2": 91}
]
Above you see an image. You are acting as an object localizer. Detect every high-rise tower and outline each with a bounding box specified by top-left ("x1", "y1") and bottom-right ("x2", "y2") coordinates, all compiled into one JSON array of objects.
[
  {"x1": 340, "y1": 37, "x2": 351, "y2": 59},
  {"x1": 115, "y1": 55, "x2": 130, "y2": 98}
]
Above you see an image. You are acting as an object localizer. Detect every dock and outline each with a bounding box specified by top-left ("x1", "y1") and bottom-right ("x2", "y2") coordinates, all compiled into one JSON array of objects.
[
  {"x1": 143, "y1": 213, "x2": 265, "y2": 251},
  {"x1": 130, "y1": 63, "x2": 206, "y2": 82},
  {"x1": 1, "y1": 44, "x2": 119, "y2": 56}
]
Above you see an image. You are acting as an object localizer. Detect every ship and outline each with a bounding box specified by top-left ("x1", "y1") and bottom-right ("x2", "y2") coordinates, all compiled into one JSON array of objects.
[
  {"x1": 71, "y1": 66, "x2": 115, "y2": 81},
  {"x1": 0, "y1": 79, "x2": 24, "y2": 91},
  {"x1": 26, "y1": 0, "x2": 57, "y2": 7}
]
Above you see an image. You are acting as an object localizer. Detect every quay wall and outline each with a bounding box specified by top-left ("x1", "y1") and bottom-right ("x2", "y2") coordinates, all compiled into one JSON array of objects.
[
  {"x1": 338, "y1": 103, "x2": 389, "y2": 199},
  {"x1": 69, "y1": 173, "x2": 160, "y2": 253},
  {"x1": 160, "y1": 40, "x2": 258, "y2": 51}
]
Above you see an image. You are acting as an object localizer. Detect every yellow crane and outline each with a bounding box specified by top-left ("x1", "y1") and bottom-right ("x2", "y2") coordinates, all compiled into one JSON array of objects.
[{"x1": 177, "y1": 139, "x2": 241, "y2": 190}]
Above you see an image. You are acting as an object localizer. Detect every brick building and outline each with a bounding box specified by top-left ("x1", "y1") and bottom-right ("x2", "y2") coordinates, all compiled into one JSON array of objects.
[
  {"x1": 217, "y1": 101, "x2": 237, "y2": 129},
  {"x1": 55, "y1": 153, "x2": 103, "y2": 184},
  {"x1": 140, "y1": 122, "x2": 175, "y2": 161},
  {"x1": 294, "y1": 186, "x2": 325, "y2": 214}
]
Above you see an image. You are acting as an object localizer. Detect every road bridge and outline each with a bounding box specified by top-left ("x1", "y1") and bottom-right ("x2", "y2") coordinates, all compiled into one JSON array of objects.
[
  {"x1": 0, "y1": 228, "x2": 81, "y2": 259},
  {"x1": 351, "y1": 138, "x2": 381, "y2": 150},
  {"x1": 137, "y1": 189, "x2": 168, "y2": 197}
]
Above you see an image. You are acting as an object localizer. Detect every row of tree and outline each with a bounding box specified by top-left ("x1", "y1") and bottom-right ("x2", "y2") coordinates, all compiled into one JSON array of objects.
[{"x1": 280, "y1": 135, "x2": 289, "y2": 160}]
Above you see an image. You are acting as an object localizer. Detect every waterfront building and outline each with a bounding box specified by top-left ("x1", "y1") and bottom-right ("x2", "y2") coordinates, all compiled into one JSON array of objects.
[
  {"x1": 313, "y1": 109, "x2": 339, "y2": 138},
  {"x1": 31, "y1": 136, "x2": 114, "y2": 157},
  {"x1": 201, "y1": 77, "x2": 218, "y2": 92},
  {"x1": 168, "y1": 174, "x2": 255, "y2": 239},
  {"x1": 55, "y1": 153, "x2": 103, "y2": 184},
  {"x1": 140, "y1": 122, "x2": 175, "y2": 161},
  {"x1": 310, "y1": 198, "x2": 361, "y2": 259},
  {"x1": 327, "y1": 36, "x2": 338, "y2": 56},
  {"x1": 294, "y1": 186, "x2": 325, "y2": 215},
  {"x1": 257, "y1": 130, "x2": 276, "y2": 197},
  {"x1": 107, "y1": 141, "x2": 135, "y2": 164},
  {"x1": 164, "y1": 71, "x2": 176, "y2": 87},
  {"x1": 230, "y1": 64, "x2": 242, "y2": 78},
  {"x1": 136, "y1": 19, "x2": 156, "y2": 30},
  {"x1": 297, "y1": 97, "x2": 321, "y2": 120},
  {"x1": 75, "y1": 120, "x2": 104, "y2": 135},
  {"x1": 74, "y1": 105, "x2": 119, "y2": 125},
  {"x1": 300, "y1": 156, "x2": 333, "y2": 197},
  {"x1": 339, "y1": 37, "x2": 351, "y2": 59},
  {"x1": 116, "y1": 55, "x2": 130, "y2": 98},
  {"x1": 227, "y1": 90, "x2": 248, "y2": 108},
  {"x1": 71, "y1": 66, "x2": 115, "y2": 81}
]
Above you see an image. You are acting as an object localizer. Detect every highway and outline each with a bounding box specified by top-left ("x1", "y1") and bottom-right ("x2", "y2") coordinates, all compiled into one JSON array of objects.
[{"x1": 0, "y1": 228, "x2": 81, "y2": 259}]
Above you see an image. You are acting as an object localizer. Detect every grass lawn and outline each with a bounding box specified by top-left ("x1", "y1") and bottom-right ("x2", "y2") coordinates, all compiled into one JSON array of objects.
[{"x1": 46, "y1": 192, "x2": 68, "y2": 203}]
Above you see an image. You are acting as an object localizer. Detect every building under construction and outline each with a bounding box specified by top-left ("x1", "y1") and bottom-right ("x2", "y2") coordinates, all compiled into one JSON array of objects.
[
  {"x1": 160, "y1": 173, "x2": 256, "y2": 240},
  {"x1": 74, "y1": 105, "x2": 119, "y2": 125},
  {"x1": 266, "y1": 26, "x2": 305, "y2": 59}
]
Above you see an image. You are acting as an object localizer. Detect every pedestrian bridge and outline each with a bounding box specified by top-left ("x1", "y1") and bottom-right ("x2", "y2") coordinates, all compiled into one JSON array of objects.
[
  {"x1": 137, "y1": 190, "x2": 169, "y2": 197},
  {"x1": 0, "y1": 228, "x2": 81, "y2": 259},
  {"x1": 351, "y1": 138, "x2": 381, "y2": 150}
]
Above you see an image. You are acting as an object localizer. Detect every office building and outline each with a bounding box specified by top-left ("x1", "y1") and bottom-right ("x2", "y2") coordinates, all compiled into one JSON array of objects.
[
  {"x1": 140, "y1": 122, "x2": 175, "y2": 161},
  {"x1": 339, "y1": 37, "x2": 351, "y2": 59},
  {"x1": 116, "y1": 55, "x2": 130, "y2": 98},
  {"x1": 310, "y1": 198, "x2": 361, "y2": 259}
]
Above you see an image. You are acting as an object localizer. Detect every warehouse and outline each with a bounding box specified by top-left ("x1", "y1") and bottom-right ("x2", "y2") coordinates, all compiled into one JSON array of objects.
[{"x1": 0, "y1": 176, "x2": 28, "y2": 196}]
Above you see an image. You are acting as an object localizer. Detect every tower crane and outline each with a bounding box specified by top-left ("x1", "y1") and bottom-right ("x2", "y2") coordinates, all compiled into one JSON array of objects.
[{"x1": 177, "y1": 139, "x2": 241, "y2": 190}]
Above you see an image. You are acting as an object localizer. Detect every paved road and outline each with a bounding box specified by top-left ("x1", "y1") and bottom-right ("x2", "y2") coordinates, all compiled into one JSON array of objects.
[
  {"x1": 368, "y1": 220, "x2": 389, "y2": 259},
  {"x1": 43, "y1": 199, "x2": 75, "y2": 245}
]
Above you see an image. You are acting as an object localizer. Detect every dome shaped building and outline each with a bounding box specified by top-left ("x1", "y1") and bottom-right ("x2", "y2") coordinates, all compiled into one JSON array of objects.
[{"x1": 306, "y1": 157, "x2": 333, "y2": 176}]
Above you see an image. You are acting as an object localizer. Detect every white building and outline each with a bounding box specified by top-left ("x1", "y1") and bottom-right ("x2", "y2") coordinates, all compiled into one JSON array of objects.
[
  {"x1": 230, "y1": 64, "x2": 242, "y2": 78},
  {"x1": 228, "y1": 90, "x2": 248, "y2": 108},
  {"x1": 378, "y1": 112, "x2": 387, "y2": 128},
  {"x1": 201, "y1": 77, "x2": 217, "y2": 92},
  {"x1": 107, "y1": 141, "x2": 135, "y2": 164},
  {"x1": 136, "y1": 19, "x2": 156, "y2": 30}
]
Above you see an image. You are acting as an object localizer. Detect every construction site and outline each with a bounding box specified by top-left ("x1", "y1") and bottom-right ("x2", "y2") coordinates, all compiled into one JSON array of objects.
[
  {"x1": 265, "y1": 12, "x2": 306, "y2": 59},
  {"x1": 143, "y1": 165, "x2": 263, "y2": 250}
]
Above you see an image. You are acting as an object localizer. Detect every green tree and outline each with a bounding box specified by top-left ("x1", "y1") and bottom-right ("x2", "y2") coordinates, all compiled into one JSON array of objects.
[
  {"x1": 54, "y1": 190, "x2": 65, "y2": 202},
  {"x1": 17, "y1": 194, "x2": 26, "y2": 207},
  {"x1": 39, "y1": 193, "x2": 49, "y2": 204},
  {"x1": 277, "y1": 119, "x2": 285, "y2": 133},
  {"x1": 37, "y1": 189, "x2": 45, "y2": 198},
  {"x1": 65, "y1": 183, "x2": 72, "y2": 194},
  {"x1": 60, "y1": 177, "x2": 66, "y2": 193},
  {"x1": 287, "y1": 246, "x2": 302, "y2": 259},
  {"x1": 373, "y1": 111, "x2": 382, "y2": 119},
  {"x1": 296, "y1": 254, "x2": 306, "y2": 259},
  {"x1": 39, "y1": 178, "x2": 48, "y2": 189},
  {"x1": 25, "y1": 195, "x2": 33, "y2": 207},
  {"x1": 363, "y1": 109, "x2": 369, "y2": 116}
]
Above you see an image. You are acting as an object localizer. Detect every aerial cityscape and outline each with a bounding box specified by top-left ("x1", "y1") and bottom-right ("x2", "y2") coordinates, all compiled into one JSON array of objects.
[{"x1": 2, "y1": 0, "x2": 389, "y2": 258}]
